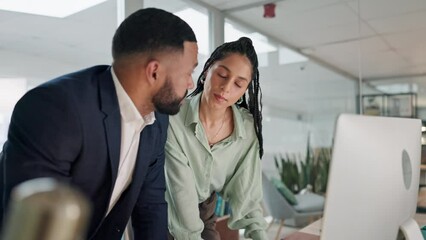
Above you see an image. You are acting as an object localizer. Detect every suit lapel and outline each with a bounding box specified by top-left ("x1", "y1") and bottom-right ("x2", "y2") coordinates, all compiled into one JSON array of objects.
[
  {"x1": 92, "y1": 123, "x2": 159, "y2": 240},
  {"x1": 97, "y1": 67, "x2": 159, "y2": 226},
  {"x1": 98, "y1": 66, "x2": 158, "y2": 200},
  {"x1": 99, "y1": 67, "x2": 121, "y2": 188},
  {"x1": 130, "y1": 123, "x2": 158, "y2": 192},
  {"x1": 104, "y1": 116, "x2": 121, "y2": 184}
]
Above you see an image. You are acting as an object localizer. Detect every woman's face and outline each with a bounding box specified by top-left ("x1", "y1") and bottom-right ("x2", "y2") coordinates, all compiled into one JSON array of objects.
[{"x1": 203, "y1": 53, "x2": 252, "y2": 109}]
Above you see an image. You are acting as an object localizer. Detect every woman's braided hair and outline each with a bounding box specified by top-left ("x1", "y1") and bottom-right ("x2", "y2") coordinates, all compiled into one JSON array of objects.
[{"x1": 188, "y1": 37, "x2": 263, "y2": 158}]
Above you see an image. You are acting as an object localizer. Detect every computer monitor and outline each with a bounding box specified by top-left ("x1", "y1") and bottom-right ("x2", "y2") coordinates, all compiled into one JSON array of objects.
[{"x1": 321, "y1": 114, "x2": 423, "y2": 240}]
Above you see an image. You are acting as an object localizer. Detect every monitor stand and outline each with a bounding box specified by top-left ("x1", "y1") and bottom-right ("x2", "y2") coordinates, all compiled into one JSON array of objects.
[{"x1": 400, "y1": 218, "x2": 423, "y2": 240}]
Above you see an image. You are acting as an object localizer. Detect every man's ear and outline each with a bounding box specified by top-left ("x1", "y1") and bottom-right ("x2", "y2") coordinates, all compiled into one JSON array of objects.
[{"x1": 145, "y1": 60, "x2": 160, "y2": 85}]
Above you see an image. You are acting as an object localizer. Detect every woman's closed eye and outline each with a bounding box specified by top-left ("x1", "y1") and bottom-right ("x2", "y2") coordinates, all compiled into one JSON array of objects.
[
  {"x1": 217, "y1": 72, "x2": 227, "y2": 79},
  {"x1": 236, "y1": 79, "x2": 248, "y2": 88}
]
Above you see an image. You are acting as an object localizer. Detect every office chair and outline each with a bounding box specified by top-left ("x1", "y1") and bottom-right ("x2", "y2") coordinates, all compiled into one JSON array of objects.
[{"x1": 262, "y1": 172, "x2": 324, "y2": 240}]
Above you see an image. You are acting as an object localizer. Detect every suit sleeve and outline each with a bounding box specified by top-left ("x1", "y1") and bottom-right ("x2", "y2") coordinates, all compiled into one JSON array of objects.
[
  {"x1": 1, "y1": 85, "x2": 82, "y2": 214},
  {"x1": 131, "y1": 115, "x2": 168, "y2": 240}
]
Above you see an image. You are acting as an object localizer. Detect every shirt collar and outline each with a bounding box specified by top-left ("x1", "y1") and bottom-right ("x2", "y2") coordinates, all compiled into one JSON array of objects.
[
  {"x1": 231, "y1": 103, "x2": 246, "y2": 140},
  {"x1": 111, "y1": 67, "x2": 155, "y2": 130},
  {"x1": 184, "y1": 93, "x2": 246, "y2": 140},
  {"x1": 184, "y1": 93, "x2": 201, "y2": 126}
]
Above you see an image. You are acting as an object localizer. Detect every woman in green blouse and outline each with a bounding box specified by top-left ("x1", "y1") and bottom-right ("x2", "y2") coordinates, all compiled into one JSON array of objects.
[{"x1": 165, "y1": 37, "x2": 267, "y2": 240}]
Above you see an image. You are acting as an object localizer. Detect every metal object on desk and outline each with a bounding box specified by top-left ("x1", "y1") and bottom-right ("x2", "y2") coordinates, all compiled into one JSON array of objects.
[{"x1": 1, "y1": 178, "x2": 91, "y2": 240}]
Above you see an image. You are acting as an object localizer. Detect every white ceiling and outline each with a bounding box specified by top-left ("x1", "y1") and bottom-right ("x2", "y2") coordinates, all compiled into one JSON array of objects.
[
  {"x1": 0, "y1": 0, "x2": 117, "y2": 86},
  {"x1": 204, "y1": 0, "x2": 426, "y2": 80},
  {"x1": 196, "y1": 0, "x2": 426, "y2": 111},
  {"x1": 0, "y1": 0, "x2": 425, "y2": 111}
]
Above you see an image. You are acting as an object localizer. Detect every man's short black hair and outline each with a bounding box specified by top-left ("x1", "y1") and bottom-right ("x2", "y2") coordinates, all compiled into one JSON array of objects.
[{"x1": 112, "y1": 8, "x2": 197, "y2": 61}]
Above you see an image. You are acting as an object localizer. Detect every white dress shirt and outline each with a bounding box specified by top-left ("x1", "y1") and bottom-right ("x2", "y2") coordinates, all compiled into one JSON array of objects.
[{"x1": 107, "y1": 67, "x2": 155, "y2": 214}]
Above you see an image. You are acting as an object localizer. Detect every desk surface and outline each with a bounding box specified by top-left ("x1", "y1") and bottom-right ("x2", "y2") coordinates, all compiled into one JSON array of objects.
[
  {"x1": 284, "y1": 219, "x2": 321, "y2": 240},
  {"x1": 284, "y1": 214, "x2": 426, "y2": 240}
]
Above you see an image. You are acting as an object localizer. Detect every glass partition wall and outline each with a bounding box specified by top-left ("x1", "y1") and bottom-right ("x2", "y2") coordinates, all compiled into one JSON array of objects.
[
  {"x1": 220, "y1": 2, "x2": 359, "y2": 177},
  {"x1": 217, "y1": 0, "x2": 426, "y2": 178}
]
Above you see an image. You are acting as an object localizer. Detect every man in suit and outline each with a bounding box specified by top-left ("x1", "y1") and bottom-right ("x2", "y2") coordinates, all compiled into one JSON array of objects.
[{"x1": 0, "y1": 8, "x2": 198, "y2": 240}]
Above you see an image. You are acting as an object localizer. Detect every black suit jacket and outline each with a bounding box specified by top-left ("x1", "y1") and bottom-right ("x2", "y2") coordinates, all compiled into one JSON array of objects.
[{"x1": 0, "y1": 65, "x2": 168, "y2": 240}]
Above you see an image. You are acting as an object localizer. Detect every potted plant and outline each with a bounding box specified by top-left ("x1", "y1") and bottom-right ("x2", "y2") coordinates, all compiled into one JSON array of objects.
[{"x1": 274, "y1": 137, "x2": 331, "y2": 195}]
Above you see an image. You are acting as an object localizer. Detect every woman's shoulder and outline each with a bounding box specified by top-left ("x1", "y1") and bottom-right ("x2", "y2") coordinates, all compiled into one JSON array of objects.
[{"x1": 233, "y1": 105, "x2": 258, "y2": 141}]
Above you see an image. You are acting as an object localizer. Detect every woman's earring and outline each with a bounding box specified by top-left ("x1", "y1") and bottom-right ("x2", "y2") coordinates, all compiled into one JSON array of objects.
[
  {"x1": 237, "y1": 97, "x2": 244, "y2": 104},
  {"x1": 200, "y1": 75, "x2": 206, "y2": 84}
]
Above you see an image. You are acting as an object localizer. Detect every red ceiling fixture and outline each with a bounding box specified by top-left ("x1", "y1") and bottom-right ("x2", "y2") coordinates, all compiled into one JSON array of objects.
[{"x1": 263, "y1": 3, "x2": 276, "y2": 18}]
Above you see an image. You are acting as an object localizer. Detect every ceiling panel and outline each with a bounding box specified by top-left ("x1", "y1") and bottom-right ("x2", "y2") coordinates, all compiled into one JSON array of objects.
[
  {"x1": 367, "y1": 10, "x2": 426, "y2": 34},
  {"x1": 347, "y1": 0, "x2": 426, "y2": 20},
  {"x1": 229, "y1": 1, "x2": 374, "y2": 48},
  {"x1": 313, "y1": 36, "x2": 389, "y2": 57},
  {"x1": 309, "y1": 36, "x2": 389, "y2": 76},
  {"x1": 383, "y1": 28, "x2": 426, "y2": 51},
  {"x1": 231, "y1": 1, "x2": 359, "y2": 31},
  {"x1": 385, "y1": 30, "x2": 426, "y2": 66},
  {"x1": 287, "y1": 21, "x2": 375, "y2": 48},
  {"x1": 273, "y1": 0, "x2": 343, "y2": 15},
  {"x1": 360, "y1": 50, "x2": 413, "y2": 78}
]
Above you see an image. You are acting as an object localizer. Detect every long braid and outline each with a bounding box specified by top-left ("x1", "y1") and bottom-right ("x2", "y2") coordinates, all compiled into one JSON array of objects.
[{"x1": 189, "y1": 37, "x2": 264, "y2": 158}]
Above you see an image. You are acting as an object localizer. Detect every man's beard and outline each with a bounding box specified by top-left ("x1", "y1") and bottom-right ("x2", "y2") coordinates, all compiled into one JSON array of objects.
[{"x1": 153, "y1": 78, "x2": 187, "y2": 115}]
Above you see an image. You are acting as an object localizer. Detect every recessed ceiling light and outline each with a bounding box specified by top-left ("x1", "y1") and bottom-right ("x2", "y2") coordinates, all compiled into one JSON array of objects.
[{"x1": 0, "y1": 0, "x2": 107, "y2": 18}]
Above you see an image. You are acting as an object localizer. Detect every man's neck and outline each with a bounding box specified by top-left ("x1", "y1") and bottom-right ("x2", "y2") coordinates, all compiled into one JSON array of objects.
[{"x1": 113, "y1": 64, "x2": 154, "y2": 116}]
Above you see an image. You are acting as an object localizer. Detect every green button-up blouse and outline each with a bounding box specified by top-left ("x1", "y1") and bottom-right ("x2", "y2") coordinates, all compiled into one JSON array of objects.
[{"x1": 165, "y1": 94, "x2": 267, "y2": 240}]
